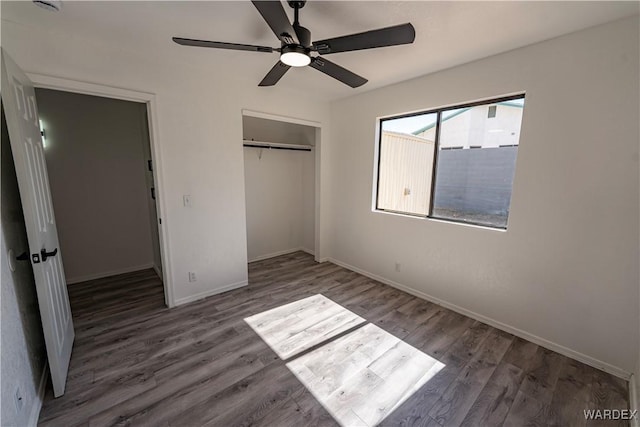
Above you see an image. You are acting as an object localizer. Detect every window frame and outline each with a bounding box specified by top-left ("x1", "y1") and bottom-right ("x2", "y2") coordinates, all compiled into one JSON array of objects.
[{"x1": 375, "y1": 93, "x2": 525, "y2": 230}]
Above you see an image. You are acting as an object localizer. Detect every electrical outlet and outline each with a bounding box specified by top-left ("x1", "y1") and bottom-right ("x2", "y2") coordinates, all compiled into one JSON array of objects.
[
  {"x1": 395, "y1": 262, "x2": 401, "y2": 273},
  {"x1": 188, "y1": 271, "x2": 197, "y2": 282},
  {"x1": 14, "y1": 387, "x2": 23, "y2": 413},
  {"x1": 183, "y1": 194, "x2": 192, "y2": 207}
]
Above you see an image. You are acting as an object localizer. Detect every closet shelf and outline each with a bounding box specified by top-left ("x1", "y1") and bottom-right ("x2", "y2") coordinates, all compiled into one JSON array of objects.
[{"x1": 242, "y1": 140, "x2": 312, "y2": 152}]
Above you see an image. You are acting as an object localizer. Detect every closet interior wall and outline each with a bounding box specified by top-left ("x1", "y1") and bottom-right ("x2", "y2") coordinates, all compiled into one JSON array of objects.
[{"x1": 242, "y1": 116, "x2": 316, "y2": 262}]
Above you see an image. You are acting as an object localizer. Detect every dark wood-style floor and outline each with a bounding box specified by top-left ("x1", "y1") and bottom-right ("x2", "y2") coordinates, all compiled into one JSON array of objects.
[{"x1": 39, "y1": 252, "x2": 629, "y2": 426}]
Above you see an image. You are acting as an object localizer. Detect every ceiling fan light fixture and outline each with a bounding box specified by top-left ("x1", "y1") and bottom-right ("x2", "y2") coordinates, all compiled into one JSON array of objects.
[
  {"x1": 174, "y1": 1, "x2": 415, "y2": 87},
  {"x1": 280, "y1": 46, "x2": 310, "y2": 67}
]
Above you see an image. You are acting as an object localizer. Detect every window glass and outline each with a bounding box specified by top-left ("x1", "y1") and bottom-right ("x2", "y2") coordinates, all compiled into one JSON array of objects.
[
  {"x1": 432, "y1": 98, "x2": 524, "y2": 228},
  {"x1": 375, "y1": 96, "x2": 525, "y2": 229},
  {"x1": 377, "y1": 112, "x2": 437, "y2": 215}
]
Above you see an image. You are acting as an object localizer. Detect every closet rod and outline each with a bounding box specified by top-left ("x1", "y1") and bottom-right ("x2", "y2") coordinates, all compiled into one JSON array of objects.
[{"x1": 242, "y1": 140, "x2": 313, "y2": 152}]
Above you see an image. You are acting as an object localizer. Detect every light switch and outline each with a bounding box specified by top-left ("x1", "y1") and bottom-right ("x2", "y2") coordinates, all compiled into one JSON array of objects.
[{"x1": 183, "y1": 194, "x2": 192, "y2": 207}]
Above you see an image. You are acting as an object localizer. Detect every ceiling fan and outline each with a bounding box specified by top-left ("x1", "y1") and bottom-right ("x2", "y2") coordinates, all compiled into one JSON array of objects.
[{"x1": 173, "y1": 0, "x2": 415, "y2": 88}]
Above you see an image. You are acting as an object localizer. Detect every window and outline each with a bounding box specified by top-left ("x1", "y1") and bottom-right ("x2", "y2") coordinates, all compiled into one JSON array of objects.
[{"x1": 375, "y1": 94, "x2": 525, "y2": 229}]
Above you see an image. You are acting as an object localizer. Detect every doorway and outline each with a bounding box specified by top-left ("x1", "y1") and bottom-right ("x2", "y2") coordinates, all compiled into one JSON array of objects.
[{"x1": 34, "y1": 89, "x2": 164, "y2": 297}]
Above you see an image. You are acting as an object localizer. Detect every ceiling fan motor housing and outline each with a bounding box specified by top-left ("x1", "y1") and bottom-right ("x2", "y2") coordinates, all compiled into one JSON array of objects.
[
  {"x1": 293, "y1": 25, "x2": 311, "y2": 48},
  {"x1": 281, "y1": 45, "x2": 307, "y2": 57}
]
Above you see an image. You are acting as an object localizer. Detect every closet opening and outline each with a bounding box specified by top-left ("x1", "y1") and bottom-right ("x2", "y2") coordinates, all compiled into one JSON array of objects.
[{"x1": 242, "y1": 112, "x2": 319, "y2": 263}]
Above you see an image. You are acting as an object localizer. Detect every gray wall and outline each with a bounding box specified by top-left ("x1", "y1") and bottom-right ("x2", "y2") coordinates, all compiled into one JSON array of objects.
[
  {"x1": 434, "y1": 146, "x2": 518, "y2": 215},
  {"x1": 1, "y1": 108, "x2": 46, "y2": 427},
  {"x1": 35, "y1": 89, "x2": 158, "y2": 284}
]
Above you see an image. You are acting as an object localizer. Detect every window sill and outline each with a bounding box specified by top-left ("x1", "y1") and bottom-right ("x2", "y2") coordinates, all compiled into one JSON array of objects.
[{"x1": 372, "y1": 209, "x2": 508, "y2": 232}]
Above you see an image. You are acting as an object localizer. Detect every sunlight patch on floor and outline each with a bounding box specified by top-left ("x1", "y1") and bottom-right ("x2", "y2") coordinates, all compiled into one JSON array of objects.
[
  {"x1": 245, "y1": 294, "x2": 445, "y2": 426},
  {"x1": 287, "y1": 323, "x2": 444, "y2": 426},
  {"x1": 244, "y1": 294, "x2": 366, "y2": 359}
]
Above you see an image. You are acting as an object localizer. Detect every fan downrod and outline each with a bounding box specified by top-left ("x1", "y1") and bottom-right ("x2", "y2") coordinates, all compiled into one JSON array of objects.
[
  {"x1": 288, "y1": 1, "x2": 306, "y2": 28},
  {"x1": 287, "y1": 0, "x2": 310, "y2": 47}
]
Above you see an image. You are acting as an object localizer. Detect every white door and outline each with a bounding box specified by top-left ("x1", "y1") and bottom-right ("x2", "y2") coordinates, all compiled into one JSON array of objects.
[{"x1": 2, "y1": 50, "x2": 74, "y2": 397}]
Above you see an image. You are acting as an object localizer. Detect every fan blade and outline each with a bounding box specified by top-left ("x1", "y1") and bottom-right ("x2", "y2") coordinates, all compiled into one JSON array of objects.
[
  {"x1": 259, "y1": 61, "x2": 291, "y2": 86},
  {"x1": 313, "y1": 23, "x2": 415, "y2": 55},
  {"x1": 173, "y1": 37, "x2": 274, "y2": 53},
  {"x1": 251, "y1": 1, "x2": 299, "y2": 45},
  {"x1": 309, "y1": 57, "x2": 367, "y2": 88}
]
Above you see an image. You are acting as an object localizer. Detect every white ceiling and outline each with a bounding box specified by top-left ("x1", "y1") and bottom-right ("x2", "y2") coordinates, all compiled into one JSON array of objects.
[{"x1": 2, "y1": 1, "x2": 638, "y2": 101}]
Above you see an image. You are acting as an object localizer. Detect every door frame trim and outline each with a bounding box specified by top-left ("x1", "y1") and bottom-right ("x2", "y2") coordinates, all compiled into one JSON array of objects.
[{"x1": 27, "y1": 73, "x2": 175, "y2": 307}]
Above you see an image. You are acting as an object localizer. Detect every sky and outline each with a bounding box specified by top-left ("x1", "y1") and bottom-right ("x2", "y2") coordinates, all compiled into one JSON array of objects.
[{"x1": 381, "y1": 112, "x2": 438, "y2": 134}]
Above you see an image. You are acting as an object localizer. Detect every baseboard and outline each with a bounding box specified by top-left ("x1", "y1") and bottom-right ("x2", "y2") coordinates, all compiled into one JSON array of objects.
[
  {"x1": 173, "y1": 280, "x2": 248, "y2": 306},
  {"x1": 631, "y1": 373, "x2": 640, "y2": 426},
  {"x1": 152, "y1": 264, "x2": 163, "y2": 280},
  {"x1": 27, "y1": 362, "x2": 48, "y2": 427},
  {"x1": 248, "y1": 247, "x2": 309, "y2": 263},
  {"x1": 66, "y1": 263, "x2": 155, "y2": 284},
  {"x1": 327, "y1": 257, "x2": 632, "y2": 380},
  {"x1": 301, "y1": 247, "x2": 315, "y2": 256}
]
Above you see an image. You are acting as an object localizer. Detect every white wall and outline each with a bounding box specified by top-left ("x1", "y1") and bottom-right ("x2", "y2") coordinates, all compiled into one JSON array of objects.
[
  {"x1": 328, "y1": 16, "x2": 639, "y2": 375},
  {"x1": 1, "y1": 19, "x2": 331, "y2": 306},
  {"x1": 35, "y1": 88, "x2": 156, "y2": 284},
  {"x1": 1, "y1": 110, "x2": 46, "y2": 427},
  {"x1": 243, "y1": 116, "x2": 315, "y2": 261}
]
